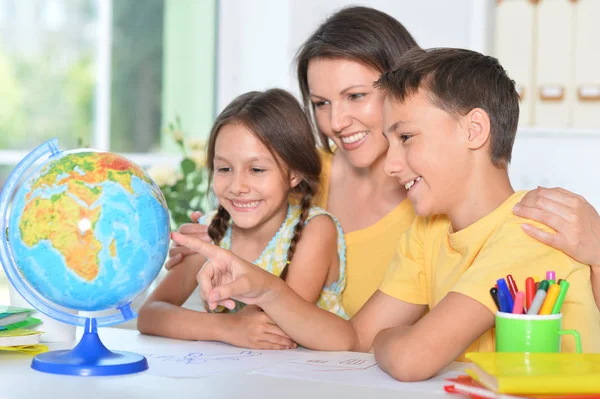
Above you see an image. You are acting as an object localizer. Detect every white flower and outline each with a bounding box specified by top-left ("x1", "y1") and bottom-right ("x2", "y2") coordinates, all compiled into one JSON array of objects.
[
  {"x1": 187, "y1": 138, "x2": 206, "y2": 151},
  {"x1": 189, "y1": 149, "x2": 207, "y2": 168},
  {"x1": 147, "y1": 164, "x2": 182, "y2": 187},
  {"x1": 171, "y1": 129, "x2": 184, "y2": 144}
]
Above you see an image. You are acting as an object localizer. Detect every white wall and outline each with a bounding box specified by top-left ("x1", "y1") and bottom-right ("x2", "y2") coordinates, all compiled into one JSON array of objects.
[
  {"x1": 510, "y1": 131, "x2": 600, "y2": 209},
  {"x1": 216, "y1": 0, "x2": 600, "y2": 210},
  {"x1": 217, "y1": 0, "x2": 493, "y2": 111},
  {"x1": 217, "y1": 0, "x2": 293, "y2": 112}
]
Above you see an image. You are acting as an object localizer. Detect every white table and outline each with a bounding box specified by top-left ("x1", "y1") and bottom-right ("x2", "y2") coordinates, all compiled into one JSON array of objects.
[{"x1": 0, "y1": 328, "x2": 464, "y2": 399}]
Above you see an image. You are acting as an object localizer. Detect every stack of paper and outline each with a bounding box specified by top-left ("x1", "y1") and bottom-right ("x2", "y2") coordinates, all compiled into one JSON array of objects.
[{"x1": 0, "y1": 305, "x2": 47, "y2": 355}]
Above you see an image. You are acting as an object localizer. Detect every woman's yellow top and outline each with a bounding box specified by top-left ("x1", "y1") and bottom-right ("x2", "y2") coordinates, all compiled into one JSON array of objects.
[{"x1": 314, "y1": 149, "x2": 416, "y2": 317}]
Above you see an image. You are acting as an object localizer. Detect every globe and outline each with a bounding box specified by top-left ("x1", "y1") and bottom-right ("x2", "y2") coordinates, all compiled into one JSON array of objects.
[{"x1": 0, "y1": 139, "x2": 171, "y2": 376}]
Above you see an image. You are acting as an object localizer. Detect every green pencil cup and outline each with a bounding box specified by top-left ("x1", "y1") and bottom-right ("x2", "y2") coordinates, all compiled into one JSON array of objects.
[{"x1": 495, "y1": 312, "x2": 581, "y2": 353}]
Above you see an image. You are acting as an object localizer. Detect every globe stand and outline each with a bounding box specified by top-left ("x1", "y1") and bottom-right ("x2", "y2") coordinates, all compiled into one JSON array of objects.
[
  {"x1": 0, "y1": 139, "x2": 168, "y2": 376},
  {"x1": 31, "y1": 318, "x2": 148, "y2": 376}
]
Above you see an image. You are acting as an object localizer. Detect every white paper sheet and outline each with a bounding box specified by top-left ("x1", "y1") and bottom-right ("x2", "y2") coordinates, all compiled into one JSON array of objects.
[
  {"x1": 140, "y1": 340, "x2": 304, "y2": 378},
  {"x1": 253, "y1": 350, "x2": 467, "y2": 392},
  {"x1": 287, "y1": 351, "x2": 377, "y2": 370}
]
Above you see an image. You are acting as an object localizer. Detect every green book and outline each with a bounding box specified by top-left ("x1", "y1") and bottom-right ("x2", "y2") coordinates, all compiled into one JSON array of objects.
[
  {"x1": 0, "y1": 306, "x2": 32, "y2": 327},
  {"x1": 0, "y1": 317, "x2": 42, "y2": 331}
]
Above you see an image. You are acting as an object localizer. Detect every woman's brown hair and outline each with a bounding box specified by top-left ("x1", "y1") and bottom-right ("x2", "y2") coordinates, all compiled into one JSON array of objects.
[
  {"x1": 296, "y1": 6, "x2": 419, "y2": 151},
  {"x1": 206, "y1": 89, "x2": 321, "y2": 265}
]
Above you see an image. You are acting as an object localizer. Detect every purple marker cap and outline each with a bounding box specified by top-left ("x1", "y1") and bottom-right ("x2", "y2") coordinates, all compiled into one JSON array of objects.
[{"x1": 546, "y1": 271, "x2": 556, "y2": 281}]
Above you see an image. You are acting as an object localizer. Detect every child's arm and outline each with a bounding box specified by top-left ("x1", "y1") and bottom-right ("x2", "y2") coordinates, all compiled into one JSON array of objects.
[
  {"x1": 138, "y1": 253, "x2": 295, "y2": 349},
  {"x1": 137, "y1": 253, "x2": 227, "y2": 340},
  {"x1": 283, "y1": 215, "x2": 340, "y2": 303},
  {"x1": 373, "y1": 292, "x2": 494, "y2": 382},
  {"x1": 259, "y1": 279, "x2": 426, "y2": 352},
  {"x1": 172, "y1": 232, "x2": 427, "y2": 352}
]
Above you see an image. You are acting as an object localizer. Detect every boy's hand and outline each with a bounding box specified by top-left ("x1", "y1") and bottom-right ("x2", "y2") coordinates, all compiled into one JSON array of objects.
[
  {"x1": 223, "y1": 305, "x2": 297, "y2": 350},
  {"x1": 171, "y1": 232, "x2": 279, "y2": 310},
  {"x1": 513, "y1": 187, "x2": 600, "y2": 268},
  {"x1": 165, "y1": 211, "x2": 211, "y2": 270}
]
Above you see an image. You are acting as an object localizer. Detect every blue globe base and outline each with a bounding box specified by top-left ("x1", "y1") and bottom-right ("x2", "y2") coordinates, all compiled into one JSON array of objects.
[{"x1": 31, "y1": 318, "x2": 148, "y2": 376}]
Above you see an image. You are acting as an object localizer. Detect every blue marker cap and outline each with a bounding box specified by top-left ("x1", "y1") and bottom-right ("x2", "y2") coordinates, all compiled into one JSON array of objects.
[
  {"x1": 497, "y1": 288, "x2": 511, "y2": 313},
  {"x1": 496, "y1": 278, "x2": 514, "y2": 312}
]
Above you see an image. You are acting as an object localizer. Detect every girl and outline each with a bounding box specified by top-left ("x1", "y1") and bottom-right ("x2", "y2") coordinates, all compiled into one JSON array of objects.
[
  {"x1": 138, "y1": 89, "x2": 347, "y2": 349},
  {"x1": 166, "y1": 6, "x2": 600, "y2": 313}
]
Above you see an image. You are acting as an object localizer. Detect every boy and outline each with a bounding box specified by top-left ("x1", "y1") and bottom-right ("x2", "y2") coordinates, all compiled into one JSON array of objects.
[{"x1": 171, "y1": 48, "x2": 600, "y2": 382}]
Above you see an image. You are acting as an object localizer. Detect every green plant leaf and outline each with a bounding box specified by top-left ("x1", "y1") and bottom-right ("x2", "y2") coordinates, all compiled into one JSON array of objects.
[
  {"x1": 181, "y1": 158, "x2": 196, "y2": 175},
  {"x1": 191, "y1": 173, "x2": 205, "y2": 186},
  {"x1": 173, "y1": 179, "x2": 185, "y2": 191}
]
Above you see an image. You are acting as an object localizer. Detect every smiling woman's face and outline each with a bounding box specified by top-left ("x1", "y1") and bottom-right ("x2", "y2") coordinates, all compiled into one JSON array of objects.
[{"x1": 307, "y1": 58, "x2": 388, "y2": 169}]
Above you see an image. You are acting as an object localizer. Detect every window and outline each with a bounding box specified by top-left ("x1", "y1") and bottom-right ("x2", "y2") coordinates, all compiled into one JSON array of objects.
[{"x1": 0, "y1": 0, "x2": 217, "y2": 304}]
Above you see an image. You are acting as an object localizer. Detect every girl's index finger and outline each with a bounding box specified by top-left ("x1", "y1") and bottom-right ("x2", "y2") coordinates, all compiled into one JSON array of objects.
[{"x1": 171, "y1": 231, "x2": 221, "y2": 259}]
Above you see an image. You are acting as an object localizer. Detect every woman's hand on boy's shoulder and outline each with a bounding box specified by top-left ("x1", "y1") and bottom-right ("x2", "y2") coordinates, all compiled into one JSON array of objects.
[
  {"x1": 170, "y1": 232, "x2": 281, "y2": 310},
  {"x1": 165, "y1": 211, "x2": 211, "y2": 270},
  {"x1": 513, "y1": 187, "x2": 600, "y2": 268},
  {"x1": 222, "y1": 305, "x2": 297, "y2": 350}
]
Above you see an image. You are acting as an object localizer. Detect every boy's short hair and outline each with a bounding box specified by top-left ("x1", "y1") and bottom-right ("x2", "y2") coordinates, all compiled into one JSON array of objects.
[{"x1": 375, "y1": 48, "x2": 520, "y2": 167}]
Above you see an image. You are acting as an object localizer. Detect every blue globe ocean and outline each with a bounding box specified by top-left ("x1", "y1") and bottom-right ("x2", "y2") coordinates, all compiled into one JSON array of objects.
[{"x1": 6, "y1": 149, "x2": 170, "y2": 312}]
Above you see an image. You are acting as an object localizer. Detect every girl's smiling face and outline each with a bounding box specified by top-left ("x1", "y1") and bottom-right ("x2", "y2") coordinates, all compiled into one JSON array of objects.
[{"x1": 212, "y1": 122, "x2": 298, "y2": 232}]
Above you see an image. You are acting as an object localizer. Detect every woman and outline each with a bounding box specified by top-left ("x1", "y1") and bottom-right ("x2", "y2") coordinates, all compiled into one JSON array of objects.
[{"x1": 166, "y1": 6, "x2": 600, "y2": 312}]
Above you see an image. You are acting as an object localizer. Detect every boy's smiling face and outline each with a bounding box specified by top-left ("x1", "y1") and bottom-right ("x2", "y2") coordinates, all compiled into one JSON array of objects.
[{"x1": 382, "y1": 90, "x2": 470, "y2": 217}]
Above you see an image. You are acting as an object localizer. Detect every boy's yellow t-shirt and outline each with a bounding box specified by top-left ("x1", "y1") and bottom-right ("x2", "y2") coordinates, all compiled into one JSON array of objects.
[
  {"x1": 315, "y1": 149, "x2": 416, "y2": 317},
  {"x1": 379, "y1": 191, "x2": 600, "y2": 358}
]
